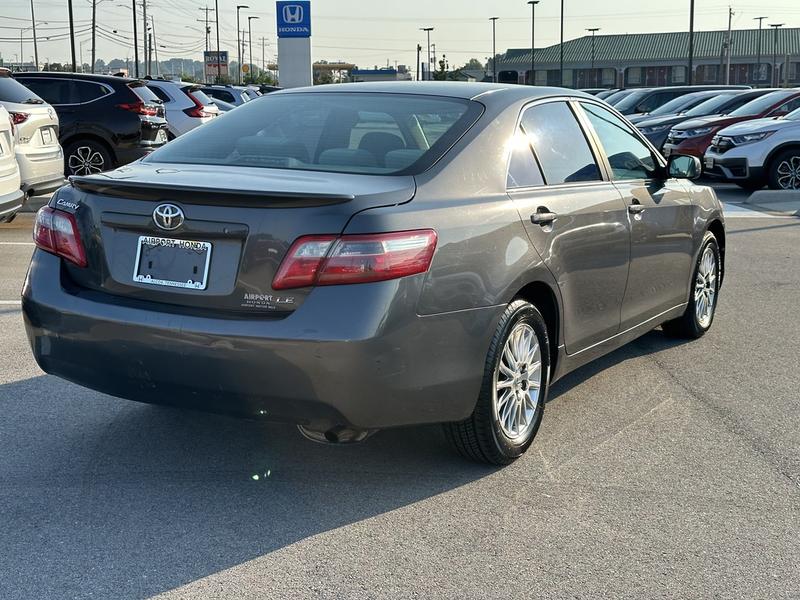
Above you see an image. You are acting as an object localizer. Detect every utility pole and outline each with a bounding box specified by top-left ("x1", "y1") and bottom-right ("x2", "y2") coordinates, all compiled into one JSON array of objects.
[
  {"x1": 261, "y1": 36, "x2": 266, "y2": 79},
  {"x1": 198, "y1": 6, "x2": 214, "y2": 51},
  {"x1": 68, "y1": 0, "x2": 77, "y2": 72},
  {"x1": 132, "y1": 0, "x2": 139, "y2": 77},
  {"x1": 416, "y1": 44, "x2": 421, "y2": 81},
  {"x1": 420, "y1": 27, "x2": 433, "y2": 81},
  {"x1": 769, "y1": 23, "x2": 784, "y2": 87},
  {"x1": 490, "y1": 17, "x2": 498, "y2": 83},
  {"x1": 688, "y1": 0, "x2": 695, "y2": 84},
  {"x1": 431, "y1": 43, "x2": 437, "y2": 75},
  {"x1": 150, "y1": 16, "x2": 159, "y2": 77},
  {"x1": 215, "y1": 0, "x2": 221, "y2": 82},
  {"x1": 91, "y1": 0, "x2": 96, "y2": 72},
  {"x1": 236, "y1": 5, "x2": 248, "y2": 85},
  {"x1": 528, "y1": 1, "x2": 539, "y2": 85},
  {"x1": 559, "y1": 0, "x2": 564, "y2": 86},
  {"x1": 30, "y1": 0, "x2": 39, "y2": 70},
  {"x1": 248, "y1": 16, "x2": 259, "y2": 83},
  {"x1": 586, "y1": 28, "x2": 599, "y2": 87},
  {"x1": 142, "y1": 0, "x2": 148, "y2": 76},
  {"x1": 754, "y1": 17, "x2": 767, "y2": 85},
  {"x1": 724, "y1": 7, "x2": 733, "y2": 85}
]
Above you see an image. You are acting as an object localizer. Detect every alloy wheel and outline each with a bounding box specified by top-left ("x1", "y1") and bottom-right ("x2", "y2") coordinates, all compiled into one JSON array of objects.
[
  {"x1": 493, "y1": 322, "x2": 542, "y2": 440},
  {"x1": 694, "y1": 245, "x2": 718, "y2": 328},
  {"x1": 776, "y1": 155, "x2": 800, "y2": 190},
  {"x1": 68, "y1": 146, "x2": 106, "y2": 176}
]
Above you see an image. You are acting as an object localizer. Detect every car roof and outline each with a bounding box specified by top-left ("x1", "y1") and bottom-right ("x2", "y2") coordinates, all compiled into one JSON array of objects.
[
  {"x1": 13, "y1": 71, "x2": 142, "y2": 85},
  {"x1": 276, "y1": 81, "x2": 594, "y2": 103}
]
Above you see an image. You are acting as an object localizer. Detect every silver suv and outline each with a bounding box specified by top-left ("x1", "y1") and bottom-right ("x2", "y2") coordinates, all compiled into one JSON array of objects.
[{"x1": 0, "y1": 68, "x2": 64, "y2": 201}]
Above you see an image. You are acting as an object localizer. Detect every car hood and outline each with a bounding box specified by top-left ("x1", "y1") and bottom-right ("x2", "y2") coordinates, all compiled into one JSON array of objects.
[
  {"x1": 717, "y1": 117, "x2": 800, "y2": 136},
  {"x1": 636, "y1": 114, "x2": 701, "y2": 129}
]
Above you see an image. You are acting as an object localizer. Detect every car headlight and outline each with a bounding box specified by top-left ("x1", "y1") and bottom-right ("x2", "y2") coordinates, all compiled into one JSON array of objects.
[
  {"x1": 639, "y1": 124, "x2": 671, "y2": 134},
  {"x1": 730, "y1": 130, "x2": 775, "y2": 145},
  {"x1": 682, "y1": 127, "x2": 714, "y2": 138}
]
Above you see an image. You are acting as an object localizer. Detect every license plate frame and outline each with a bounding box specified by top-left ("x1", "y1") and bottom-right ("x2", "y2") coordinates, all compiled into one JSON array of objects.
[
  {"x1": 133, "y1": 236, "x2": 212, "y2": 290},
  {"x1": 41, "y1": 127, "x2": 54, "y2": 145}
]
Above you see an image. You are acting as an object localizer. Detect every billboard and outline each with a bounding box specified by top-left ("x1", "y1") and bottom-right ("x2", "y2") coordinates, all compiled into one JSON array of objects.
[
  {"x1": 203, "y1": 50, "x2": 229, "y2": 78},
  {"x1": 276, "y1": 1, "x2": 311, "y2": 38}
]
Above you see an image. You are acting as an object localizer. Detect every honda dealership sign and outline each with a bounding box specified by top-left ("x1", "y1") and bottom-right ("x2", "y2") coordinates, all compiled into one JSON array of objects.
[
  {"x1": 276, "y1": 1, "x2": 312, "y2": 87},
  {"x1": 277, "y1": 1, "x2": 311, "y2": 37}
]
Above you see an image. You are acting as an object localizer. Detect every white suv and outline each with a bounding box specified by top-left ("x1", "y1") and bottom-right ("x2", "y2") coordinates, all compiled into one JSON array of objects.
[
  {"x1": 704, "y1": 106, "x2": 800, "y2": 190},
  {"x1": 145, "y1": 80, "x2": 219, "y2": 138},
  {"x1": 0, "y1": 68, "x2": 64, "y2": 201},
  {"x1": 0, "y1": 105, "x2": 24, "y2": 223}
]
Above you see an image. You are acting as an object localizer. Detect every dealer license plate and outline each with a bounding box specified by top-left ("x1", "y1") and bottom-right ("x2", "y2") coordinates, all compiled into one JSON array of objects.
[{"x1": 133, "y1": 236, "x2": 212, "y2": 290}]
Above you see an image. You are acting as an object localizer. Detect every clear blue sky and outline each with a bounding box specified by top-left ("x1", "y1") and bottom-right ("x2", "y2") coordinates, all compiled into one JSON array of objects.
[{"x1": 2, "y1": 0, "x2": 800, "y2": 68}]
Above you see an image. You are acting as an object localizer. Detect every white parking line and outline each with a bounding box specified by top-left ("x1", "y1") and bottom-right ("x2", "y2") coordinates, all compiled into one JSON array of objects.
[
  {"x1": 0, "y1": 242, "x2": 35, "y2": 246},
  {"x1": 722, "y1": 202, "x2": 796, "y2": 219},
  {"x1": 0, "y1": 300, "x2": 21, "y2": 305}
]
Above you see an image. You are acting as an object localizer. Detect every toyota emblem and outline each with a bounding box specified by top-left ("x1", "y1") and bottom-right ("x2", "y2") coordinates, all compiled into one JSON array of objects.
[{"x1": 153, "y1": 204, "x2": 184, "y2": 231}]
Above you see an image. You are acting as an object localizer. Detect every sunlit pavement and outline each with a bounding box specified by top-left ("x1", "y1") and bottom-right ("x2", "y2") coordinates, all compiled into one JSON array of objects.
[{"x1": 1, "y1": 185, "x2": 798, "y2": 599}]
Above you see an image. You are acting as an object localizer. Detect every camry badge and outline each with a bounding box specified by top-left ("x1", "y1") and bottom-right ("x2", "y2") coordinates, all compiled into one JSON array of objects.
[{"x1": 153, "y1": 203, "x2": 184, "y2": 231}]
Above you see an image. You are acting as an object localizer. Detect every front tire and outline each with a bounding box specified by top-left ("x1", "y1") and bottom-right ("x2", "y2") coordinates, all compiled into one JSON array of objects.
[
  {"x1": 767, "y1": 148, "x2": 800, "y2": 190},
  {"x1": 445, "y1": 300, "x2": 550, "y2": 465},
  {"x1": 662, "y1": 231, "x2": 721, "y2": 339}
]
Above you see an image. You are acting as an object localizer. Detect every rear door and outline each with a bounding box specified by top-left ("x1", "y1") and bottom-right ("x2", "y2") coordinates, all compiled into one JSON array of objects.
[
  {"x1": 507, "y1": 99, "x2": 630, "y2": 353},
  {"x1": 577, "y1": 100, "x2": 694, "y2": 328}
]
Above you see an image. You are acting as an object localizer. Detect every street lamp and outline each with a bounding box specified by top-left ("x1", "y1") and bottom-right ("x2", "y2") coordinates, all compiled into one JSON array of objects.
[
  {"x1": 248, "y1": 15, "x2": 259, "y2": 83},
  {"x1": 586, "y1": 27, "x2": 599, "y2": 86},
  {"x1": 754, "y1": 16, "x2": 767, "y2": 85},
  {"x1": 490, "y1": 17, "x2": 499, "y2": 83},
  {"x1": 527, "y1": 1, "x2": 539, "y2": 85},
  {"x1": 419, "y1": 27, "x2": 433, "y2": 80},
  {"x1": 236, "y1": 5, "x2": 248, "y2": 85},
  {"x1": 769, "y1": 23, "x2": 784, "y2": 87}
]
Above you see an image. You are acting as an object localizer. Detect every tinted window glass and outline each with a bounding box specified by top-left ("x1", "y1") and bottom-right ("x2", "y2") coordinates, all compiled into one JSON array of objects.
[
  {"x1": 520, "y1": 102, "x2": 601, "y2": 185},
  {"x1": 205, "y1": 89, "x2": 235, "y2": 103},
  {"x1": 15, "y1": 78, "x2": 74, "y2": 105},
  {"x1": 771, "y1": 97, "x2": 800, "y2": 115},
  {"x1": 685, "y1": 92, "x2": 744, "y2": 117},
  {"x1": 613, "y1": 90, "x2": 651, "y2": 112},
  {"x1": 729, "y1": 90, "x2": 795, "y2": 117},
  {"x1": 148, "y1": 85, "x2": 171, "y2": 103},
  {"x1": 147, "y1": 93, "x2": 481, "y2": 175},
  {"x1": 188, "y1": 88, "x2": 214, "y2": 106},
  {"x1": 73, "y1": 81, "x2": 111, "y2": 103},
  {"x1": 131, "y1": 84, "x2": 162, "y2": 103},
  {"x1": 581, "y1": 102, "x2": 657, "y2": 180},
  {"x1": 637, "y1": 92, "x2": 676, "y2": 113},
  {"x1": 507, "y1": 128, "x2": 545, "y2": 188},
  {"x1": 0, "y1": 76, "x2": 44, "y2": 104}
]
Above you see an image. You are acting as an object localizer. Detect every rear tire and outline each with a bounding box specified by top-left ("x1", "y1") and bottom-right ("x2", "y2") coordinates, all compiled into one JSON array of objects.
[
  {"x1": 767, "y1": 148, "x2": 800, "y2": 190},
  {"x1": 64, "y1": 140, "x2": 112, "y2": 177},
  {"x1": 662, "y1": 231, "x2": 720, "y2": 339},
  {"x1": 444, "y1": 300, "x2": 550, "y2": 465}
]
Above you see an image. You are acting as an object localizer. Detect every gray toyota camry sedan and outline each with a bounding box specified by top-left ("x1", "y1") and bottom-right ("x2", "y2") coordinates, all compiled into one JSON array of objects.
[{"x1": 22, "y1": 82, "x2": 725, "y2": 465}]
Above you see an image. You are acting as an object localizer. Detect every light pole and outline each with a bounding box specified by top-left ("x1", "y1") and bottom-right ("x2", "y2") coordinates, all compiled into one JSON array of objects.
[
  {"x1": 754, "y1": 16, "x2": 767, "y2": 85},
  {"x1": 527, "y1": 1, "x2": 539, "y2": 85},
  {"x1": 248, "y1": 15, "x2": 259, "y2": 83},
  {"x1": 688, "y1": 0, "x2": 695, "y2": 84},
  {"x1": 490, "y1": 17, "x2": 498, "y2": 83},
  {"x1": 68, "y1": 0, "x2": 77, "y2": 72},
  {"x1": 420, "y1": 27, "x2": 433, "y2": 80},
  {"x1": 29, "y1": 0, "x2": 39, "y2": 70},
  {"x1": 214, "y1": 0, "x2": 221, "y2": 82},
  {"x1": 586, "y1": 27, "x2": 599, "y2": 87},
  {"x1": 236, "y1": 5, "x2": 248, "y2": 85},
  {"x1": 559, "y1": 0, "x2": 564, "y2": 86},
  {"x1": 769, "y1": 23, "x2": 784, "y2": 87},
  {"x1": 131, "y1": 0, "x2": 138, "y2": 77}
]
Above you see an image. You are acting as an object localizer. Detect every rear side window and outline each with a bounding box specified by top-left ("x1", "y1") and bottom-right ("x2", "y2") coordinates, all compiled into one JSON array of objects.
[
  {"x1": 148, "y1": 86, "x2": 172, "y2": 103},
  {"x1": 0, "y1": 76, "x2": 44, "y2": 104},
  {"x1": 73, "y1": 81, "x2": 111, "y2": 103},
  {"x1": 187, "y1": 88, "x2": 213, "y2": 106},
  {"x1": 15, "y1": 78, "x2": 74, "y2": 105},
  {"x1": 131, "y1": 84, "x2": 162, "y2": 104},
  {"x1": 520, "y1": 102, "x2": 601, "y2": 185},
  {"x1": 205, "y1": 89, "x2": 235, "y2": 103},
  {"x1": 507, "y1": 127, "x2": 545, "y2": 189},
  {"x1": 581, "y1": 102, "x2": 657, "y2": 180},
  {"x1": 146, "y1": 92, "x2": 482, "y2": 175}
]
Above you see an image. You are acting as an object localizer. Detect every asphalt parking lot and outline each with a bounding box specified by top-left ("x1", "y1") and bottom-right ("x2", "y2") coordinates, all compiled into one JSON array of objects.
[{"x1": 1, "y1": 185, "x2": 798, "y2": 599}]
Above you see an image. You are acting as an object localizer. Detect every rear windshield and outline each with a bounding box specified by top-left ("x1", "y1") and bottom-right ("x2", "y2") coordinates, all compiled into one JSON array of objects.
[
  {"x1": 728, "y1": 90, "x2": 795, "y2": 117},
  {"x1": 131, "y1": 83, "x2": 162, "y2": 104},
  {"x1": 0, "y1": 76, "x2": 44, "y2": 104},
  {"x1": 146, "y1": 92, "x2": 482, "y2": 175}
]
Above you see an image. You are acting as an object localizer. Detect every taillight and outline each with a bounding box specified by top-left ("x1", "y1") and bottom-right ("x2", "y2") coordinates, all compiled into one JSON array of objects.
[
  {"x1": 10, "y1": 112, "x2": 29, "y2": 125},
  {"x1": 272, "y1": 230, "x2": 437, "y2": 290},
  {"x1": 116, "y1": 101, "x2": 159, "y2": 116},
  {"x1": 33, "y1": 207, "x2": 87, "y2": 267},
  {"x1": 183, "y1": 92, "x2": 213, "y2": 118}
]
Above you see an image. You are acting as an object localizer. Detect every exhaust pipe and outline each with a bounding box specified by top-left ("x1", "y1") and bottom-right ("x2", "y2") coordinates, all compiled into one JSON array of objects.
[{"x1": 297, "y1": 424, "x2": 377, "y2": 444}]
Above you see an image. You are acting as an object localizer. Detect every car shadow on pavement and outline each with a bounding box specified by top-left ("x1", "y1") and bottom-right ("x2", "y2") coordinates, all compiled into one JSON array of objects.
[{"x1": 0, "y1": 329, "x2": 686, "y2": 599}]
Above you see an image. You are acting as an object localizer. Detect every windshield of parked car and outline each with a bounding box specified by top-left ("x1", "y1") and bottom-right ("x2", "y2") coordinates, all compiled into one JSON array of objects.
[
  {"x1": 146, "y1": 92, "x2": 481, "y2": 175},
  {"x1": 604, "y1": 90, "x2": 634, "y2": 105},
  {"x1": 684, "y1": 93, "x2": 741, "y2": 117},
  {"x1": 785, "y1": 107, "x2": 800, "y2": 121},
  {"x1": 612, "y1": 90, "x2": 651, "y2": 112},
  {"x1": 646, "y1": 93, "x2": 707, "y2": 117},
  {"x1": 0, "y1": 75, "x2": 45, "y2": 104},
  {"x1": 728, "y1": 90, "x2": 795, "y2": 117}
]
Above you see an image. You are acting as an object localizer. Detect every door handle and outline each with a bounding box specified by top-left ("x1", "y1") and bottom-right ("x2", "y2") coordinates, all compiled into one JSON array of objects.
[
  {"x1": 628, "y1": 203, "x2": 645, "y2": 214},
  {"x1": 531, "y1": 211, "x2": 558, "y2": 225}
]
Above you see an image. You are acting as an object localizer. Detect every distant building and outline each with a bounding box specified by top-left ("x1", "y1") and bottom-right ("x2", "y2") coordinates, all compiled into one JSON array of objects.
[
  {"x1": 350, "y1": 68, "x2": 412, "y2": 82},
  {"x1": 0, "y1": 60, "x2": 38, "y2": 72},
  {"x1": 494, "y1": 28, "x2": 800, "y2": 88}
]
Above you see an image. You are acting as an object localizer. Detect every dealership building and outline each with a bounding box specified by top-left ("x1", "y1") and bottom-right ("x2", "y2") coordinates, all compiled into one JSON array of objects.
[{"x1": 493, "y1": 28, "x2": 800, "y2": 88}]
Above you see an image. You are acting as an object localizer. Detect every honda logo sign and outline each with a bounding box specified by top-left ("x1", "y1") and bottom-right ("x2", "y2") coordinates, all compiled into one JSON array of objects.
[{"x1": 276, "y1": 1, "x2": 311, "y2": 38}]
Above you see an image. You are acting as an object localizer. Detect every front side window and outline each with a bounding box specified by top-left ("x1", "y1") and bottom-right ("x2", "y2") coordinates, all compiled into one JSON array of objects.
[
  {"x1": 147, "y1": 92, "x2": 481, "y2": 175},
  {"x1": 519, "y1": 102, "x2": 601, "y2": 185},
  {"x1": 581, "y1": 102, "x2": 657, "y2": 181}
]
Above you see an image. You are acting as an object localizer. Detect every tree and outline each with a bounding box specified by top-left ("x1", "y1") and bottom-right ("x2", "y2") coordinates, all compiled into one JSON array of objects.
[
  {"x1": 461, "y1": 58, "x2": 485, "y2": 71},
  {"x1": 433, "y1": 53, "x2": 449, "y2": 80}
]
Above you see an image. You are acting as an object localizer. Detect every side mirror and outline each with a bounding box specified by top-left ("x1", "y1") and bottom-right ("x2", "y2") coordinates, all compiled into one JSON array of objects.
[{"x1": 668, "y1": 155, "x2": 701, "y2": 180}]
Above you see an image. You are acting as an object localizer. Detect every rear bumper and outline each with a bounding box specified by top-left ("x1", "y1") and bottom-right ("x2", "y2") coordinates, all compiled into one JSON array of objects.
[
  {"x1": 16, "y1": 147, "x2": 64, "y2": 195},
  {"x1": 0, "y1": 188, "x2": 25, "y2": 219},
  {"x1": 22, "y1": 250, "x2": 501, "y2": 430}
]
